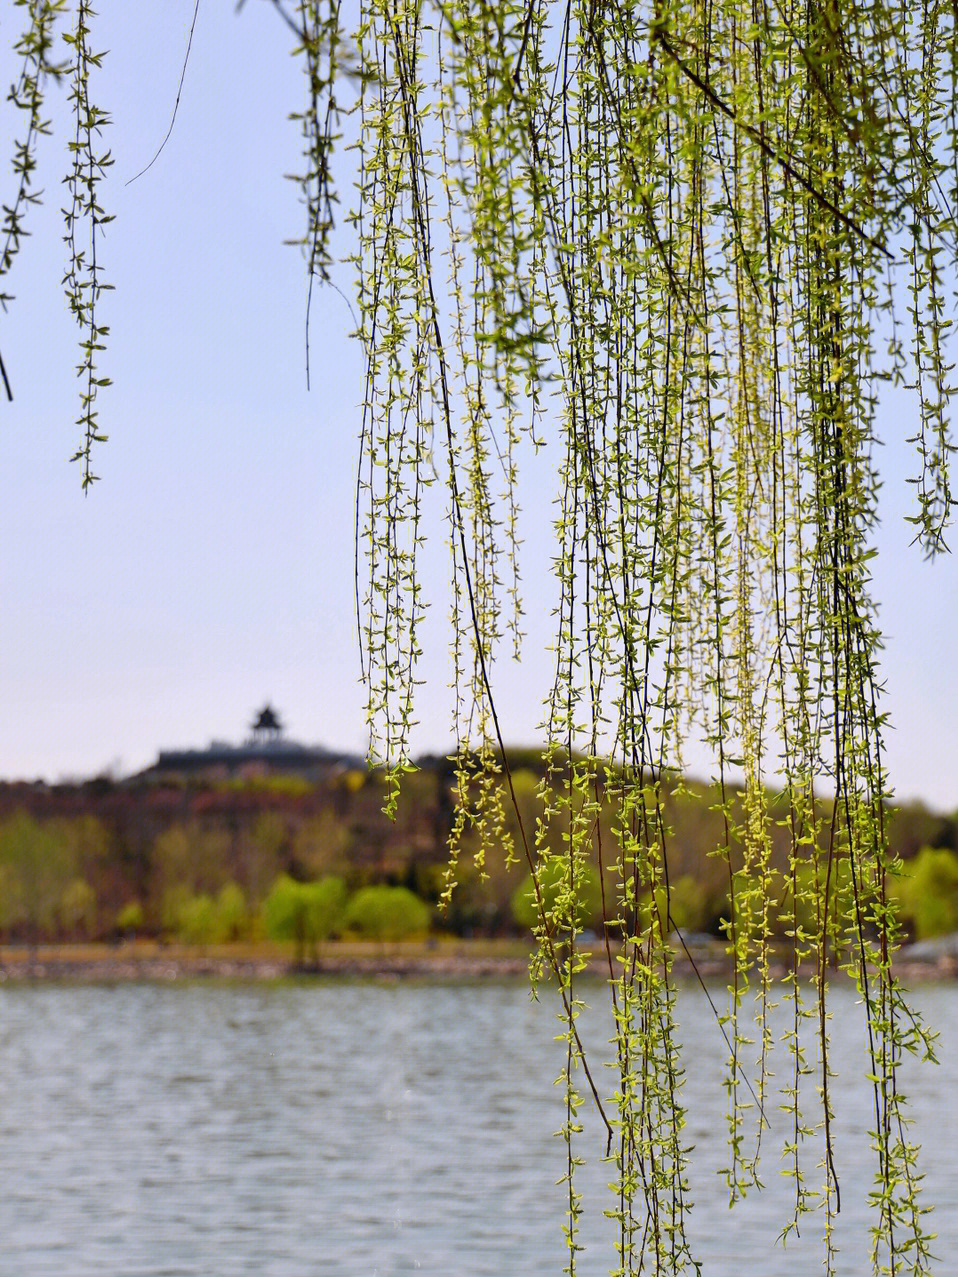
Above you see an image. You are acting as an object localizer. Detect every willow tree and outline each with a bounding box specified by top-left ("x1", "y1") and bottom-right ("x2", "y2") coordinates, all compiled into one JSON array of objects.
[{"x1": 4, "y1": 1, "x2": 954, "y2": 1272}]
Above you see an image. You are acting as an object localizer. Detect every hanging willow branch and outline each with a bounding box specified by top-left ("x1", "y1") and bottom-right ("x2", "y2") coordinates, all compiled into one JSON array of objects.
[
  {"x1": 1, "y1": 0, "x2": 69, "y2": 400},
  {"x1": 2, "y1": 1, "x2": 954, "y2": 1273},
  {"x1": 346, "y1": 2, "x2": 948, "y2": 1271},
  {"x1": 62, "y1": 0, "x2": 112, "y2": 486}
]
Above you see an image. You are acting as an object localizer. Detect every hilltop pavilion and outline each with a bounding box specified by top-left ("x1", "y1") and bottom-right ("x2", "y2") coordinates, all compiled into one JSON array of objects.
[{"x1": 146, "y1": 706, "x2": 360, "y2": 780}]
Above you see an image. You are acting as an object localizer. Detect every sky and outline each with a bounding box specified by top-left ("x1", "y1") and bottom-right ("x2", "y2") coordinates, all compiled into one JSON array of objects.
[{"x1": 0, "y1": 1, "x2": 956, "y2": 810}]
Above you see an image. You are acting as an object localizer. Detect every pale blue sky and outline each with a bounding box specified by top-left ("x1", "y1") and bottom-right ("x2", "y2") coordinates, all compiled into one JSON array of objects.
[{"x1": 1, "y1": 1, "x2": 956, "y2": 811}]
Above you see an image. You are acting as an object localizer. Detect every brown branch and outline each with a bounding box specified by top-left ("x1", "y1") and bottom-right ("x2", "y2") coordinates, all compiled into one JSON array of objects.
[{"x1": 652, "y1": 26, "x2": 894, "y2": 261}]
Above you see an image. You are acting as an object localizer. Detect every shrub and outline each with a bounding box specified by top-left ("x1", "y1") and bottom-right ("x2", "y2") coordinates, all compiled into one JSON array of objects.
[
  {"x1": 345, "y1": 885, "x2": 430, "y2": 942},
  {"x1": 116, "y1": 901, "x2": 144, "y2": 936},
  {"x1": 215, "y1": 881, "x2": 249, "y2": 942},
  {"x1": 177, "y1": 893, "x2": 218, "y2": 944},
  {"x1": 159, "y1": 883, "x2": 192, "y2": 936},
  {"x1": 510, "y1": 858, "x2": 603, "y2": 934},
  {"x1": 667, "y1": 875, "x2": 708, "y2": 934}
]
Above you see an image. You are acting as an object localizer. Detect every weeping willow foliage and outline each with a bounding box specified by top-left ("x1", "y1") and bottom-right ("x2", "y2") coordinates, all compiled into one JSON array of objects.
[{"x1": 5, "y1": 0, "x2": 958, "y2": 1272}]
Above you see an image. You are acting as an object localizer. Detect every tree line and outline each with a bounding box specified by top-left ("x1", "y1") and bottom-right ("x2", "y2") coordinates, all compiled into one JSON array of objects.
[{"x1": 0, "y1": 761, "x2": 954, "y2": 949}]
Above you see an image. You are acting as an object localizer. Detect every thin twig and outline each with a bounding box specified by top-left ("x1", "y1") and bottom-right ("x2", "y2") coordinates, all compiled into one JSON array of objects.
[
  {"x1": 126, "y1": 0, "x2": 202, "y2": 186},
  {"x1": 0, "y1": 346, "x2": 12, "y2": 402}
]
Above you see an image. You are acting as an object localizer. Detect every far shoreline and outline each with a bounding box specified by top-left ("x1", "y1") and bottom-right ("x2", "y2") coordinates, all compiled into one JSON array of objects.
[{"x1": 0, "y1": 938, "x2": 953, "y2": 985}]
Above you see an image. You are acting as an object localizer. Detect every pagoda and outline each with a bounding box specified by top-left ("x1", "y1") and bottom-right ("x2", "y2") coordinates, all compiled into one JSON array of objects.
[{"x1": 250, "y1": 703, "x2": 283, "y2": 745}]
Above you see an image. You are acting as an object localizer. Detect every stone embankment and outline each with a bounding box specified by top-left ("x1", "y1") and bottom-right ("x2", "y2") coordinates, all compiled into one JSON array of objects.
[{"x1": 0, "y1": 941, "x2": 726, "y2": 983}]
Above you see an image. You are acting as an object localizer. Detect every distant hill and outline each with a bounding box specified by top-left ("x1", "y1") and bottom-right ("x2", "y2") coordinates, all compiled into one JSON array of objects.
[{"x1": 0, "y1": 752, "x2": 953, "y2": 944}]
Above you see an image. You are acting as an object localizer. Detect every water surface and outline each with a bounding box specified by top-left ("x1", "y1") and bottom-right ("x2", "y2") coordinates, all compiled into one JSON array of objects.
[{"x1": 0, "y1": 978, "x2": 953, "y2": 1275}]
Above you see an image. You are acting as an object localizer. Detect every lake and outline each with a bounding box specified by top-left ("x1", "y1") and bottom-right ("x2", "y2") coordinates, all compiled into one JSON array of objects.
[{"x1": 0, "y1": 976, "x2": 954, "y2": 1275}]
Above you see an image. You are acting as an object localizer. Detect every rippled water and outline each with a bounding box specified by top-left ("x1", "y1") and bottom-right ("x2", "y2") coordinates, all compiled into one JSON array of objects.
[{"x1": 0, "y1": 976, "x2": 954, "y2": 1275}]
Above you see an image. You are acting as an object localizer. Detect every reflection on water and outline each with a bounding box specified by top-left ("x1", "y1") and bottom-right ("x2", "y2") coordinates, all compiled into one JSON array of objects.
[{"x1": 0, "y1": 978, "x2": 953, "y2": 1275}]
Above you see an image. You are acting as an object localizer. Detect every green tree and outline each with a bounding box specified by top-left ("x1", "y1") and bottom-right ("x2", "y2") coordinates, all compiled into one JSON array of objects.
[
  {"x1": 892, "y1": 848, "x2": 958, "y2": 941},
  {"x1": 149, "y1": 821, "x2": 232, "y2": 930},
  {"x1": 215, "y1": 881, "x2": 249, "y2": 943},
  {"x1": 0, "y1": 812, "x2": 76, "y2": 943},
  {"x1": 241, "y1": 811, "x2": 287, "y2": 907},
  {"x1": 172, "y1": 885, "x2": 249, "y2": 945},
  {"x1": 58, "y1": 877, "x2": 97, "y2": 939},
  {"x1": 149, "y1": 823, "x2": 193, "y2": 935},
  {"x1": 344, "y1": 885, "x2": 430, "y2": 944},
  {"x1": 511, "y1": 859, "x2": 603, "y2": 935},
  {"x1": 176, "y1": 893, "x2": 218, "y2": 946},
  {"x1": 665, "y1": 876, "x2": 708, "y2": 936},
  {"x1": 262, "y1": 873, "x2": 347, "y2": 964},
  {"x1": 292, "y1": 813, "x2": 352, "y2": 879}
]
